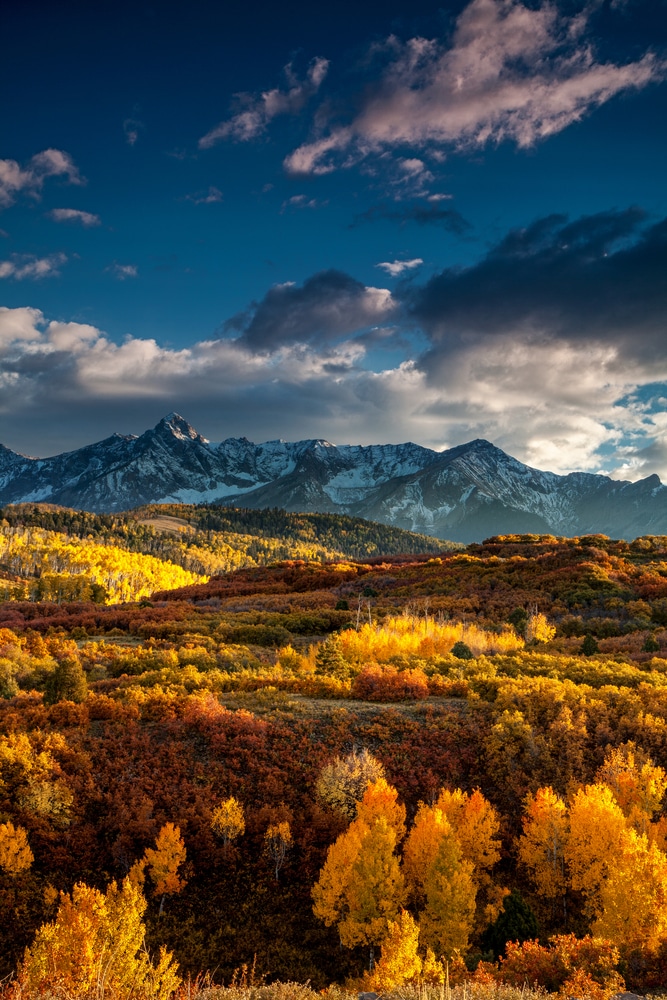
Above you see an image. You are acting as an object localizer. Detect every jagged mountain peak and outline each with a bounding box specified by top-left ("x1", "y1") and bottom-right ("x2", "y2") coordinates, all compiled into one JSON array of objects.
[{"x1": 155, "y1": 413, "x2": 208, "y2": 444}]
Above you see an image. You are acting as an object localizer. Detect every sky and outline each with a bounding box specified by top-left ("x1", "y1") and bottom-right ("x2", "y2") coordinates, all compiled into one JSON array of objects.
[{"x1": 1, "y1": 0, "x2": 667, "y2": 480}]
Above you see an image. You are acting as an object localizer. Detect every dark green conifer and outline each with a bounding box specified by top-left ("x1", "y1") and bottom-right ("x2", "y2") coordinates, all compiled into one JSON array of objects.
[{"x1": 44, "y1": 657, "x2": 88, "y2": 705}]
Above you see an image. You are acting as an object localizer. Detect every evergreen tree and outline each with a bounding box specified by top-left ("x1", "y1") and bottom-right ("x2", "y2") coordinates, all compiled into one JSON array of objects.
[
  {"x1": 580, "y1": 634, "x2": 599, "y2": 656},
  {"x1": 43, "y1": 658, "x2": 88, "y2": 705},
  {"x1": 480, "y1": 889, "x2": 539, "y2": 958}
]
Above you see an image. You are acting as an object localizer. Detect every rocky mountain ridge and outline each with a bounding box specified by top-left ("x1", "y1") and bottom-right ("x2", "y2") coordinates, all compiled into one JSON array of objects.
[{"x1": 1, "y1": 413, "x2": 665, "y2": 542}]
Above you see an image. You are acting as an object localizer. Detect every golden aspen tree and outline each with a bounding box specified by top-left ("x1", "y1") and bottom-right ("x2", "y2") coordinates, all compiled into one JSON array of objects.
[
  {"x1": 566, "y1": 784, "x2": 628, "y2": 918},
  {"x1": 363, "y1": 909, "x2": 422, "y2": 990},
  {"x1": 525, "y1": 612, "x2": 556, "y2": 644},
  {"x1": 419, "y1": 824, "x2": 476, "y2": 959},
  {"x1": 594, "y1": 828, "x2": 667, "y2": 951},
  {"x1": 403, "y1": 803, "x2": 449, "y2": 908},
  {"x1": 0, "y1": 820, "x2": 33, "y2": 875},
  {"x1": 144, "y1": 823, "x2": 186, "y2": 912},
  {"x1": 265, "y1": 821, "x2": 292, "y2": 879},
  {"x1": 421, "y1": 948, "x2": 447, "y2": 984},
  {"x1": 312, "y1": 817, "x2": 366, "y2": 930},
  {"x1": 211, "y1": 796, "x2": 245, "y2": 848},
  {"x1": 436, "y1": 787, "x2": 505, "y2": 928},
  {"x1": 356, "y1": 776, "x2": 406, "y2": 841},
  {"x1": 19, "y1": 877, "x2": 180, "y2": 999},
  {"x1": 317, "y1": 748, "x2": 385, "y2": 818},
  {"x1": 596, "y1": 743, "x2": 667, "y2": 834},
  {"x1": 340, "y1": 815, "x2": 405, "y2": 968},
  {"x1": 519, "y1": 787, "x2": 569, "y2": 915}
]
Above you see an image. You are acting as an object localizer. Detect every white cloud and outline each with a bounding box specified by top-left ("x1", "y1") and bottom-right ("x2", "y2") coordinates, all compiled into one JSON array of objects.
[
  {"x1": 186, "y1": 186, "x2": 223, "y2": 205},
  {"x1": 199, "y1": 56, "x2": 329, "y2": 148},
  {"x1": 284, "y1": 0, "x2": 664, "y2": 175},
  {"x1": 0, "y1": 149, "x2": 82, "y2": 208},
  {"x1": 376, "y1": 258, "x2": 424, "y2": 276},
  {"x1": 0, "y1": 253, "x2": 67, "y2": 280},
  {"x1": 107, "y1": 263, "x2": 138, "y2": 280},
  {"x1": 48, "y1": 208, "x2": 101, "y2": 226}
]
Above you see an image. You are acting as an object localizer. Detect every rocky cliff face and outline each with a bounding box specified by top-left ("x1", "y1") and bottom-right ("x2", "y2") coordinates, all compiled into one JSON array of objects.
[{"x1": 2, "y1": 413, "x2": 666, "y2": 542}]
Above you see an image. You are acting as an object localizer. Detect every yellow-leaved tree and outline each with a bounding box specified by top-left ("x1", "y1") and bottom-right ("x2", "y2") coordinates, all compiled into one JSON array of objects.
[
  {"x1": 362, "y1": 909, "x2": 422, "y2": 991},
  {"x1": 519, "y1": 786, "x2": 569, "y2": 921},
  {"x1": 312, "y1": 815, "x2": 366, "y2": 932},
  {"x1": 316, "y1": 748, "x2": 385, "y2": 819},
  {"x1": 211, "y1": 796, "x2": 245, "y2": 848},
  {"x1": 19, "y1": 876, "x2": 180, "y2": 999},
  {"x1": 596, "y1": 743, "x2": 667, "y2": 835},
  {"x1": 403, "y1": 802, "x2": 450, "y2": 909},
  {"x1": 419, "y1": 822, "x2": 476, "y2": 960},
  {"x1": 566, "y1": 783, "x2": 628, "y2": 918},
  {"x1": 313, "y1": 779, "x2": 405, "y2": 970},
  {"x1": 525, "y1": 612, "x2": 556, "y2": 644},
  {"x1": 436, "y1": 787, "x2": 505, "y2": 929},
  {"x1": 594, "y1": 828, "x2": 667, "y2": 950},
  {"x1": 144, "y1": 823, "x2": 187, "y2": 914},
  {"x1": 0, "y1": 820, "x2": 33, "y2": 875},
  {"x1": 341, "y1": 815, "x2": 405, "y2": 967},
  {"x1": 356, "y1": 776, "x2": 406, "y2": 841}
]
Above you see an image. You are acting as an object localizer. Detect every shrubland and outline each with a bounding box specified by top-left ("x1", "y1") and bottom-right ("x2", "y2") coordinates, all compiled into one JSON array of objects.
[{"x1": 2, "y1": 516, "x2": 667, "y2": 997}]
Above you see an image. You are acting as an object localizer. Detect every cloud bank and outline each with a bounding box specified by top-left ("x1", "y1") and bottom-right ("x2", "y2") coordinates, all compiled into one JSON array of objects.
[{"x1": 2, "y1": 209, "x2": 667, "y2": 481}]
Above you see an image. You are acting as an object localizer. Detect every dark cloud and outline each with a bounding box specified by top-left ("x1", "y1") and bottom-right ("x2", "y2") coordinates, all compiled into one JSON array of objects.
[
  {"x1": 409, "y1": 208, "x2": 667, "y2": 361},
  {"x1": 227, "y1": 269, "x2": 396, "y2": 351},
  {"x1": 350, "y1": 202, "x2": 471, "y2": 233}
]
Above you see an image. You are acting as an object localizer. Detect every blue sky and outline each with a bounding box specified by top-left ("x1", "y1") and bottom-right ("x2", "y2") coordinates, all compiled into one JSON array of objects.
[{"x1": 1, "y1": 0, "x2": 667, "y2": 480}]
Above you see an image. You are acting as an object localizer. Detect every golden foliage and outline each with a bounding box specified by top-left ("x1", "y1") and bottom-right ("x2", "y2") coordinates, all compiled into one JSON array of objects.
[
  {"x1": 436, "y1": 788, "x2": 504, "y2": 929},
  {"x1": 403, "y1": 803, "x2": 450, "y2": 908},
  {"x1": 356, "y1": 777, "x2": 406, "y2": 842},
  {"x1": 419, "y1": 824, "x2": 476, "y2": 960},
  {"x1": 211, "y1": 796, "x2": 245, "y2": 846},
  {"x1": 0, "y1": 524, "x2": 205, "y2": 603},
  {"x1": 593, "y1": 829, "x2": 667, "y2": 950},
  {"x1": 340, "y1": 815, "x2": 405, "y2": 949},
  {"x1": 144, "y1": 823, "x2": 187, "y2": 897},
  {"x1": 519, "y1": 787, "x2": 569, "y2": 900},
  {"x1": 566, "y1": 784, "x2": 628, "y2": 910},
  {"x1": 596, "y1": 743, "x2": 667, "y2": 834},
  {"x1": 0, "y1": 820, "x2": 33, "y2": 875},
  {"x1": 525, "y1": 613, "x2": 556, "y2": 644},
  {"x1": 336, "y1": 615, "x2": 523, "y2": 664},
  {"x1": 362, "y1": 910, "x2": 422, "y2": 991},
  {"x1": 316, "y1": 748, "x2": 385, "y2": 819},
  {"x1": 312, "y1": 818, "x2": 366, "y2": 930},
  {"x1": 19, "y1": 876, "x2": 180, "y2": 999}
]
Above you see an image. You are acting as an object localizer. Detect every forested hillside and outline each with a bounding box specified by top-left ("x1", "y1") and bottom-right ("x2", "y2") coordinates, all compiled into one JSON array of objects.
[
  {"x1": 0, "y1": 504, "x2": 451, "y2": 600},
  {"x1": 4, "y1": 534, "x2": 667, "y2": 997}
]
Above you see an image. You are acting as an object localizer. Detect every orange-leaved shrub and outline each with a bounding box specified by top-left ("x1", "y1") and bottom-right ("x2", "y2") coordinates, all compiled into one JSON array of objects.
[{"x1": 351, "y1": 664, "x2": 429, "y2": 701}]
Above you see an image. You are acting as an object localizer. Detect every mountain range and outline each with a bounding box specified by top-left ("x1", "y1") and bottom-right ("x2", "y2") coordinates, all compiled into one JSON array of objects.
[{"x1": 1, "y1": 413, "x2": 666, "y2": 543}]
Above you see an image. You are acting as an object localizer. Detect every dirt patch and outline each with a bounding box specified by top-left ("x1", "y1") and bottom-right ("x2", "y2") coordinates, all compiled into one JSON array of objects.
[{"x1": 137, "y1": 515, "x2": 194, "y2": 535}]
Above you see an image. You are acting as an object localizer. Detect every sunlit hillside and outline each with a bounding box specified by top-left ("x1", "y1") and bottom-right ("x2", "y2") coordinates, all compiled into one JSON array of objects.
[{"x1": 2, "y1": 533, "x2": 667, "y2": 996}]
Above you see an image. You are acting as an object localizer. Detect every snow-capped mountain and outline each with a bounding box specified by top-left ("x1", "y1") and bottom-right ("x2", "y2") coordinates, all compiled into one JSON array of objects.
[{"x1": 1, "y1": 413, "x2": 666, "y2": 542}]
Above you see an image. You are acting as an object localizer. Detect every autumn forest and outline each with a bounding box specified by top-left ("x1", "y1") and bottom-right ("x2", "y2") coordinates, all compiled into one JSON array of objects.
[{"x1": 3, "y1": 505, "x2": 667, "y2": 999}]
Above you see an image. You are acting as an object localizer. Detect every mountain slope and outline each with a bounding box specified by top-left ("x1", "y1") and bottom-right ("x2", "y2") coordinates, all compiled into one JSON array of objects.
[{"x1": 2, "y1": 414, "x2": 667, "y2": 542}]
